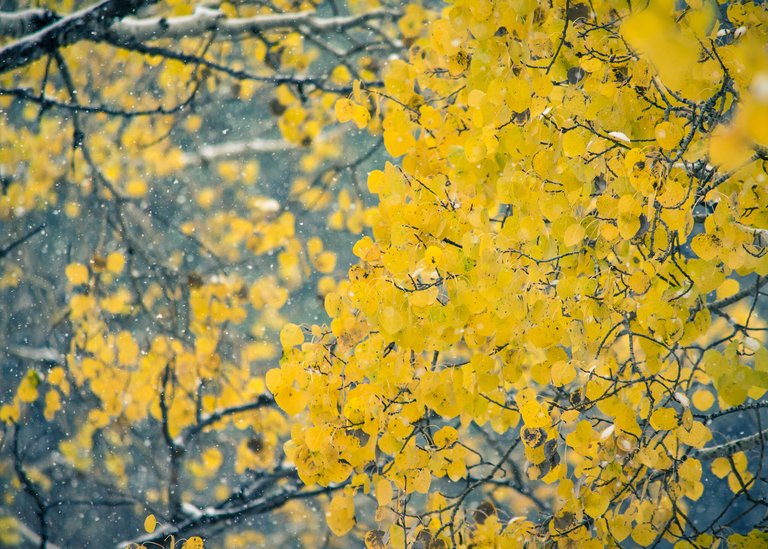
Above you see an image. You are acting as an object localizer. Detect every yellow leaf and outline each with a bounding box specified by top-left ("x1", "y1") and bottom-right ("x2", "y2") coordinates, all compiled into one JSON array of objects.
[
  {"x1": 126, "y1": 179, "x2": 148, "y2": 198},
  {"x1": 201, "y1": 447, "x2": 223, "y2": 472},
  {"x1": 424, "y1": 245, "x2": 443, "y2": 268},
  {"x1": 367, "y1": 170, "x2": 385, "y2": 194},
  {"x1": 144, "y1": 514, "x2": 157, "y2": 534},
  {"x1": 375, "y1": 478, "x2": 393, "y2": 507},
  {"x1": 383, "y1": 129, "x2": 415, "y2": 157},
  {"x1": 708, "y1": 124, "x2": 753, "y2": 170},
  {"x1": 690, "y1": 233, "x2": 719, "y2": 261},
  {"x1": 692, "y1": 389, "x2": 714, "y2": 411},
  {"x1": 65, "y1": 263, "x2": 89, "y2": 286},
  {"x1": 274, "y1": 386, "x2": 307, "y2": 416},
  {"x1": 434, "y1": 426, "x2": 458, "y2": 447},
  {"x1": 17, "y1": 371, "x2": 40, "y2": 403},
  {"x1": 0, "y1": 402, "x2": 20, "y2": 423},
  {"x1": 650, "y1": 407, "x2": 678, "y2": 431},
  {"x1": 583, "y1": 489, "x2": 609, "y2": 518},
  {"x1": 307, "y1": 236, "x2": 323, "y2": 257},
  {"x1": 352, "y1": 105, "x2": 371, "y2": 129},
  {"x1": 182, "y1": 536, "x2": 204, "y2": 549},
  {"x1": 116, "y1": 331, "x2": 139, "y2": 366},
  {"x1": 352, "y1": 236, "x2": 380, "y2": 261},
  {"x1": 313, "y1": 251, "x2": 337, "y2": 274},
  {"x1": 627, "y1": 271, "x2": 651, "y2": 294},
  {"x1": 280, "y1": 323, "x2": 304, "y2": 348},
  {"x1": 409, "y1": 286, "x2": 438, "y2": 308},
  {"x1": 563, "y1": 223, "x2": 585, "y2": 247},
  {"x1": 608, "y1": 512, "x2": 631, "y2": 542},
  {"x1": 44, "y1": 390, "x2": 61, "y2": 421},
  {"x1": 551, "y1": 361, "x2": 576, "y2": 387},
  {"x1": 654, "y1": 121, "x2": 682, "y2": 150},
  {"x1": 562, "y1": 130, "x2": 587, "y2": 158},
  {"x1": 711, "y1": 457, "x2": 731, "y2": 479},
  {"x1": 106, "y1": 252, "x2": 125, "y2": 274},
  {"x1": 335, "y1": 98, "x2": 356, "y2": 124},
  {"x1": 326, "y1": 492, "x2": 356, "y2": 536},
  {"x1": 677, "y1": 421, "x2": 712, "y2": 448},
  {"x1": 631, "y1": 523, "x2": 657, "y2": 547}
]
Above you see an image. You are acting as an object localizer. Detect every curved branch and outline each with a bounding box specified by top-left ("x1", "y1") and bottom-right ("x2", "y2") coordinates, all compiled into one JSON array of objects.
[
  {"x1": 115, "y1": 480, "x2": 345, "y2": 549},
  {"x1": 0, "y1": 0, "x2": 157, "y2": 75}
]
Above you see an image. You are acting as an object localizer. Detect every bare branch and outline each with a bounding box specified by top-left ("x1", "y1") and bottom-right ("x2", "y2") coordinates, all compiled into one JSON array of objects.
[
  {"x1": 0, "y1": 223, "x2": 45, "y2": 259},
  {"x1": 0, "y1": 86, "x2": 198, "y2": 117},
  {"x1": 180, "y1": 393, "x2": 275, "y2": 442}
]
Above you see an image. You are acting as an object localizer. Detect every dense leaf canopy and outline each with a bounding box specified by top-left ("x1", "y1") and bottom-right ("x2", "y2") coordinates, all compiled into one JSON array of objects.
[{"x1": 2, "y1": 0, "x2": 768, "y2": 548}]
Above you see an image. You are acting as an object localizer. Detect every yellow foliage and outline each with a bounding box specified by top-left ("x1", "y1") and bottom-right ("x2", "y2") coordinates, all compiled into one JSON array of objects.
[
  {"x1": 65, "y1": 263, "x2": 89, "y2": 286},
  {"x1": 3, "y1": 0, "x2": 768, "y2": 546}
]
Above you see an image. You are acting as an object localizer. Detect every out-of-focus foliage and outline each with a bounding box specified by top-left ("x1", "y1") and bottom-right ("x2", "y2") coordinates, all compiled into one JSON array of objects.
[
  {"x1": 268, "y1": 0, "x2": 768, "y2": 547},
  {"x1": 0, "y1": 0, "x2": 406, "y2": 546}
]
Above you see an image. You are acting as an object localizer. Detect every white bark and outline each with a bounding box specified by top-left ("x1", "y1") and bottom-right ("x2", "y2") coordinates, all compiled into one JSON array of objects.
[
  {"x1": 0, "y1": 4, "x2": 396, "y2": 75},
  {"x1": 6, "y1": 345, "x2": 65, "y2": 363},
  {"x1": 15, "y1": 521, "x2": 64, "y2": 549},
  {"x1": 693, "y1": 428, "x2": 768, "y2": 460},
  {"x1": 114, "y1": 7, "x2": 398, "y2": 42},
  {"x1": 181, "y1": 137, "x2": 298, "y2": 167},
  {"x1": 0, "y1": 9, "x2": 56, "y2": 38},
  {"x1": 0, "y1": 0, "x2": 157, "y2": 75}
]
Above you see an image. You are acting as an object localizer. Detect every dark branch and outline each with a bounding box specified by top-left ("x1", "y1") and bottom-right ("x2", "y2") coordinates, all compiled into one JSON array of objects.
[{"x1": 0, "y1": 0, "x2": 158, "y2": 75}]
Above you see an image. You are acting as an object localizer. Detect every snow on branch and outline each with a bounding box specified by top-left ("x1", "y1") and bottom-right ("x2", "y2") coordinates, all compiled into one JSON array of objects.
[
  {"x1": 0, "y1": 9, "x2": 59, "y2": 38},
  {"x1": 15, "y1": 521, "x2": 64, "y2": 549},
  {"x1": 693, "y1": 428, "x2": 768, "y2": 460},
  {"x1": 0, "y1": 3, "x2": 397, "y2": 76},
  {"x1": 113, "y1": 7, "x2": 399, "y2": 42},
  {"x1": 0, "y1": 0, "x2": 157, "y2": 75},
  {"x1": 181, "y1": 137, "x2": 299, "y2": 167}
]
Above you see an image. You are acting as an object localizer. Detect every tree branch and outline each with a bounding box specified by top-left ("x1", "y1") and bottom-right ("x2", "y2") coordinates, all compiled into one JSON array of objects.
[
  {"x1": 5, "y1": 345, "x2": 64, "y2": 364},
  {"x1": 181, "y1": 138, "x2": 299, "y2": 168},
  {"x1": 0, "y1": 0, "x2": 158, "y2": 75},
  {"x1": 116, "y1": 479, "x2": 346, "y2": 549},
  {"x1": 180, "y1": 393, "x2": 275, "y2": 443},
  {"x1": 15, "y1": 520, "x2": 64, "y2": 549},
  {"x1": 0, "y1": 9, "x2": 59, "y2": 38},
  {"x1": 113, "y1": 7, "x2": 399, "y2": 42},
  {"x1": 0, "y1": 223, "x2": 45, "y2": 259},
  {"x1": 0, "y1": 86, "x2": 198, "y2": 117},
  {"x1": 708, "y1": 276, "x2": 767, "y2": 311},
  {"x1": 693, "y1": 427, "x2": 768, "y2": 460},
  {"x1": 0, "y1": 4, "x2": 398, "y2": 76}
]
